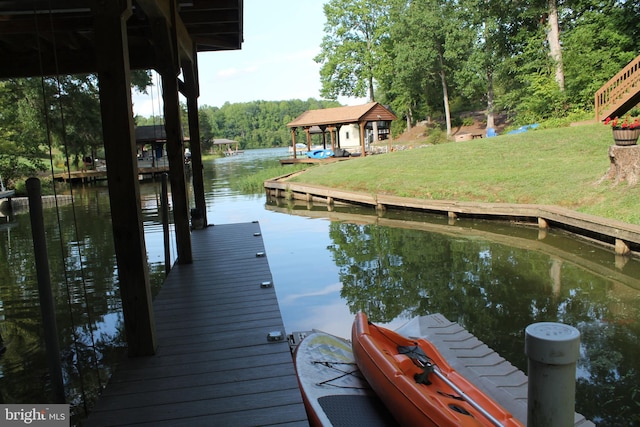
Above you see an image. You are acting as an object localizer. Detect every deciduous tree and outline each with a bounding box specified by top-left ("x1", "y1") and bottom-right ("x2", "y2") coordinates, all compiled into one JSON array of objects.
[{"x1": 315, "y1": 0, "x2": 391, "y2": 102}]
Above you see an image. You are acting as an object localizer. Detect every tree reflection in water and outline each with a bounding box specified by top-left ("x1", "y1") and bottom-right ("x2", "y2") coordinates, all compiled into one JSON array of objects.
[{"x1": 328, "y1": 222, "x2": 640, "y2": 426}]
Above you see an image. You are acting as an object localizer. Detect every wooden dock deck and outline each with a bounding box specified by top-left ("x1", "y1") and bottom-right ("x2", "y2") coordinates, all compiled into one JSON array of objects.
[
  {"x1": 83, "y1": 222, "x2": 308, "y2": 427},
  {"x1": 52, "y1": 166, "x2": 170, "y2": 183},
  {"x1": 264, "y1": 180, "x2": 640, "y2": 256}
]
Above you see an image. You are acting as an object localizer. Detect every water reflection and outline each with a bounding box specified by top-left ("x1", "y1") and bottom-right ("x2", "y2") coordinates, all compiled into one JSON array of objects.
[
  {"x1": 266, "y1": 199, "x2": 640, "y2": 426},
  {"x1": 0, "y1": 148, "x2": 638, "y2": 426},
  {"x1": 0, "y1": 182, "x2": 173, "y2": 422}
]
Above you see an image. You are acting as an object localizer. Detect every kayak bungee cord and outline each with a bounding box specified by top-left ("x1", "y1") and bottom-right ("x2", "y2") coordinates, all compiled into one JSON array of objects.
[{"x1": 312, "y1": 361, "x2": 369, "y2": 389}]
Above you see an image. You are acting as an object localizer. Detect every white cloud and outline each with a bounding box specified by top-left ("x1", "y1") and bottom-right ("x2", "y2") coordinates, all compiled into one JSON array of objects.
[
  {"x1": 282, "y1": 282, "x2": 343, "y2": 304},
  {"x1": 216, "y1": 65, "x2": 259, "y2": 79}
]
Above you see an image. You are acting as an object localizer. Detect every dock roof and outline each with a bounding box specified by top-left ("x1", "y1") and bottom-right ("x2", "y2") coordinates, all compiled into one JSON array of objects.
[
  {"x1": 212, "y1": 138, "x2": 239, "y2": 145},
  {"x1": 0, "y1": 1, "x2": 243, "y2": 78},
  {"x1": 287, "y1": 102, "x2": 397, "y2": 128}
]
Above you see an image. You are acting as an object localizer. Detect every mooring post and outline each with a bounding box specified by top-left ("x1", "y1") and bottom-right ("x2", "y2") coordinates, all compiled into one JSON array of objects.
[
  {"x1": 525, "y1": 322, "x2": 580, "y2": 427},
  {"x1": 161, "y1": 173, "x2": 171, "y2": 276},
  {"x1": 26, "y1": 178, "x2": 66, "y2": 403}
]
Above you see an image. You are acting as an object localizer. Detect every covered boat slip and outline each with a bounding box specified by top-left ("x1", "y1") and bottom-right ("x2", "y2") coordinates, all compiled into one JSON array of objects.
[{"x1": 83, "y1": 222, "x2": 307, "y2": 426}]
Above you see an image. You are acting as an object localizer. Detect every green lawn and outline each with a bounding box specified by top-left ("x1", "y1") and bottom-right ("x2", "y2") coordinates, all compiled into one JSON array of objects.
[{"x1": 287, "y1": 123, "x2": 640, "y2": 225}]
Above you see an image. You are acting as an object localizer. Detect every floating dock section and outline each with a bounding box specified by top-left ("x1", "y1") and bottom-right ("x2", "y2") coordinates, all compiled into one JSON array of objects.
[{"x1": 395, "y1": 314, "x2": 595, "y2": 426}]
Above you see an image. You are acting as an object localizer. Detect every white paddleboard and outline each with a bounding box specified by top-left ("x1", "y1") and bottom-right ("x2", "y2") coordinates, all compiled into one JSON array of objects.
[{"x1": 293, "y1": 331, "x2": 398, "y2": 427}]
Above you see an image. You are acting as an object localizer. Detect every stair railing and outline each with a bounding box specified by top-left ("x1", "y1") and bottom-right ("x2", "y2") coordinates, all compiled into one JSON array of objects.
[{"x1": 595, "y1": 55, "x2": 640, "y2": 121}]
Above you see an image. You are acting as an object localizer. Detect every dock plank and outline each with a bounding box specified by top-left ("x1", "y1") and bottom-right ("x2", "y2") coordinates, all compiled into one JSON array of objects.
[{"x1": 84, "y1": 223, "x2": 307, "y2": 426}]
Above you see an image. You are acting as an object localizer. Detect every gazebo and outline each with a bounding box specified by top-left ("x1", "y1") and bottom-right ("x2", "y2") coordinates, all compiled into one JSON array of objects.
[
  {"x1": 212, "y1": 138, "x2": 241, "y2": 155},
  {"x1": 287, "y1": 102, "x2": 397, "y2": 158}
]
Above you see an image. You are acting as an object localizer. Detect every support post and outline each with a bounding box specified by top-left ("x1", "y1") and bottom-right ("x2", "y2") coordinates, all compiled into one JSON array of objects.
[
  {"x1": 153, "y1": 10, "x2": 193, "y2": 264},
  {"x1": 161, "y1": 174, "x2": 171, "y2": 275},
  {"x1": 525, "y1": 322, "x2": 580, "y2": 427},
  {"x1": 305, "y1": 127, "x2": 312, "y2": 149},
  {"x1": 615, "y1": 238, "x2": 631, "y2": 256},
  {"x1": 290, "y1": 128, "x2": 298, "y2": 159},
  {"x1": 359, "y1": 121, "x2": 367, "y2": 156},
  {"x1": 26, "y1": 178, "x2": 65, "y2": 403},
  {"x1": 161, "y1": 75, "x2": 192, "y2": 264},
  {"x1": 183, "y1": 52, "x2": 207, "y2": 229},
  {"x1": 91, "y1": 0, "x2": 156, "y2": 356}
]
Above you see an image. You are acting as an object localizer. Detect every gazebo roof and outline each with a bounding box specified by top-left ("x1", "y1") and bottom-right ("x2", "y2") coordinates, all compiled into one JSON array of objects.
[
  {"x1": 212, "y1": 138, "x2": 238, "y2": 145},
  {"x1": 287, "y1": 102, "x2": 397, "y2": 128}
]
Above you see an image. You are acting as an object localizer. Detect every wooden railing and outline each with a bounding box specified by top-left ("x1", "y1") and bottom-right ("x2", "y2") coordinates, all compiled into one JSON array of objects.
[{"x1": 595, "y1": 55, "x2": 640, "y2": 121}]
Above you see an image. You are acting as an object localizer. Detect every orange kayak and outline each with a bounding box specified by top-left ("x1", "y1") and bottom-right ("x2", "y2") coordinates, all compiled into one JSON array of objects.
[{"x1": 352, "y1": 312, "x2": 524, "y2": 427}]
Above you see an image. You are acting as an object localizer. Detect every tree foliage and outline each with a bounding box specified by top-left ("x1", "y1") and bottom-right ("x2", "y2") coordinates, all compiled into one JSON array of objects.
[
  {"x1": 318, "y1": 0, "x2": 640, "y2": 126},
  {"x1": 315, "y1": 0, "x2": 392, "y2": 101},
  {"x1": 0, "y1": 79, "x2": 51, "y2": 185}
]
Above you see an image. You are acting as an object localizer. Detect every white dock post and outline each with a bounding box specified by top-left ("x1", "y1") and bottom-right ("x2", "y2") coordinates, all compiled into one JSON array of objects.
[{"x1": 525, "y1": 322, "x2": 580, "y2": 427}]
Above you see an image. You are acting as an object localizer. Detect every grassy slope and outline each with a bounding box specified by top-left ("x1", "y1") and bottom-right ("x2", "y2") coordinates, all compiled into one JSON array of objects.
[{"x1": 288, "y1": 123, "x2": 640, "y2": 225}]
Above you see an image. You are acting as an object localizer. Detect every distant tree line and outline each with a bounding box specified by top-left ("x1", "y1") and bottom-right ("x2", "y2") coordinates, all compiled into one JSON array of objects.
[
  {"x1": 1, "y1": 72, "x2": 337, "y2": 187},
  {"x1": 136, "y1": 98, "x2": 341, "y2": 152},
  {"x1": 198, "y1": 99, "x2": 340, "y2": 151}
]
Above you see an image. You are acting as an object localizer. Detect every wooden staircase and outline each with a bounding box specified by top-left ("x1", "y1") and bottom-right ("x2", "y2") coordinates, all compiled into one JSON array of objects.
[{"x1": 595, "y1": 55, "x2": 640, "y2": 121}]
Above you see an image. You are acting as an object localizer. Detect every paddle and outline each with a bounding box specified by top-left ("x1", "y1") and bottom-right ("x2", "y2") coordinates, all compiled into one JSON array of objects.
[{"x1": 399, "y1": 345, "x2": 506, "y2": 427}]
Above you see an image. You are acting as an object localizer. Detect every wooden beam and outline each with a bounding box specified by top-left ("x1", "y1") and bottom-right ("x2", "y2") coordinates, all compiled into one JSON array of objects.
[
  {"x1": 161, "y1": 67, "x2": 193, "y2": 264},
  {"x1": 305, "y1": 127, "x2": 312, "y2": 148},
  {"x1": 183, "y1": 49, "x2": 208, "y2": 228},
  {"x1": 90, "y1": 0, "x2": 156, "y2": 357},
  {"x1": 148, "y1": 3, "x2": 193, "y2": 264},
  {"x1": 135, "y1": 0, "x2": 194, "y2": 64},
  {"x1": 290, "y1": 128, "x2": 298, "y2": 159},
  {"x1": 359, "y1": 121, "x2": 366, "y2": 156}
]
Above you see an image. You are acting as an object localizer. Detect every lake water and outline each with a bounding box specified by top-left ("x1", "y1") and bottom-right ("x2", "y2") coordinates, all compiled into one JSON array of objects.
[{"x1": 0, "y1": 147, "x2": 639, "y2": 426}]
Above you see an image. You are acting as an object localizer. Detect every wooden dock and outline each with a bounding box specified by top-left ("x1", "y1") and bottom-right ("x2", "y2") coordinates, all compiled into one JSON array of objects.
[
  {"x1": 53, "y1": 166, "x2": 170, "y2": 183},
  {"x1": 83, "y1": 222, "x2": 308, "y2": 426},
  {"x1": 279, "y1": 157, "x2": 351, "y2": 165},
  {"x1": 264, "y1": 179, "x2": 640, "y2": 256}
]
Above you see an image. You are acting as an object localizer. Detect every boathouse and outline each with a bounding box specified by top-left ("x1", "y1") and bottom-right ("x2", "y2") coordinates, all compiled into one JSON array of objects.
[
  {"x1": 0, "y1": 2, "x2": 308, "y2": 425},
  {"x1": 212, "y1": 138, "x2": 242, "y2": 155},
  {"x1": 135, "y1": 125, "x2": 170, "y2": 168},
  {"x1": 0, "y1": 0, "x2": 245, "y2": 356},
  {"x1": 287, "y1": 102, "x2": 397, "y2": 158}
]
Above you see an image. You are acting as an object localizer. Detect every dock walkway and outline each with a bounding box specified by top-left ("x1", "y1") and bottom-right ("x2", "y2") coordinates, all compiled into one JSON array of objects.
[{"x1": 84, "y1": 222, "x2": 307, "y2": 426}]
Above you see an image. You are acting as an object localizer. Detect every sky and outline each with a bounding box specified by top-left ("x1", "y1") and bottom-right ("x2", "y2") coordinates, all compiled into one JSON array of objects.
[{"x1": 132, "y1": 0, "x2": 367, "y2": 117}]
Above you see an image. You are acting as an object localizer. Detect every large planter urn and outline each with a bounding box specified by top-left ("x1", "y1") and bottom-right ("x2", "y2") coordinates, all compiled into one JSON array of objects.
[{"x1": 612, "y1": 128, "x2": 640, "y2": 146}]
